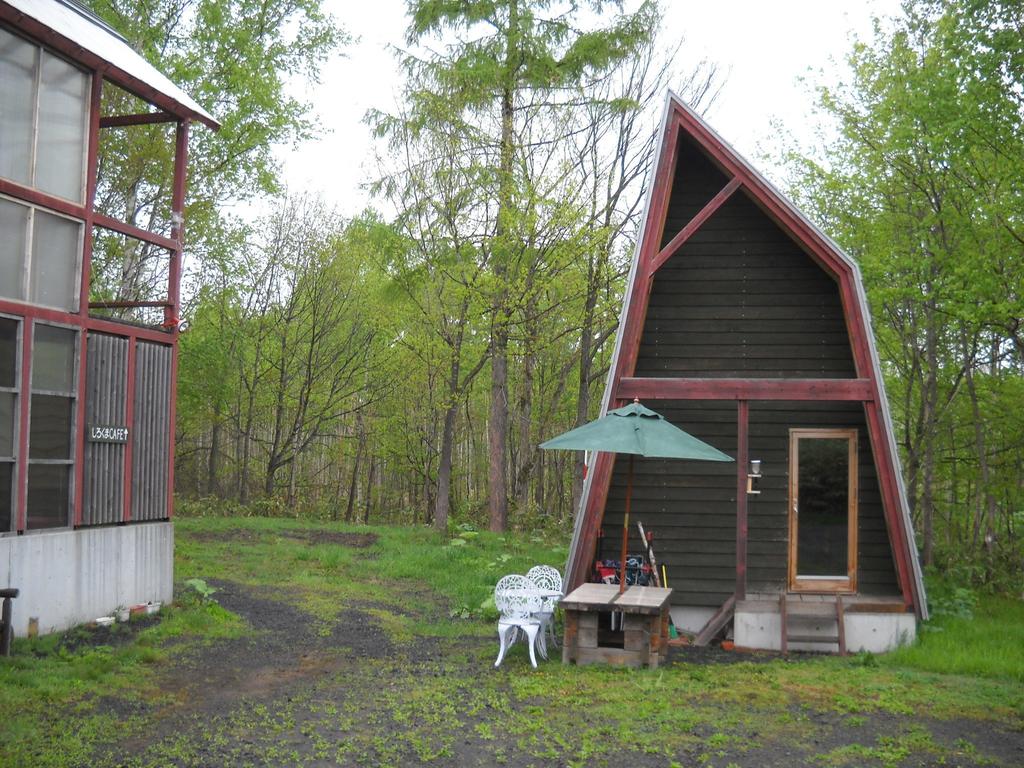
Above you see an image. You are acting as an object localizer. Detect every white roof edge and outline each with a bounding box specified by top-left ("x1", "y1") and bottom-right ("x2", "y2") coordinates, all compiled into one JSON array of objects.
[
  {"x1": 4, "y1": 0, "x2": 218, "y2": 128},
  {"x1": 564, "y1": 91, "x2": 675, "y2": 584},
  {"x1": 566, "y1": 91, "x2": 927, "y2": 620}
]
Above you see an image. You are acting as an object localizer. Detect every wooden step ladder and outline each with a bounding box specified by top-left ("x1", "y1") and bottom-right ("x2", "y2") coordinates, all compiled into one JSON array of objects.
[{"x1": 779, "y1": 594, "x2": 846, "y2": 655}]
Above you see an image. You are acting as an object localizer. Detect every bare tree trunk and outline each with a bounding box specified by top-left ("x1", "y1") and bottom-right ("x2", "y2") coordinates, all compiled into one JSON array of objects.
[
  {"x1": 206, "y1": 404, "x2": 222, "y2": 496},
  {"x1": 345, "y1": 414, "x2": 365, "y2": 523},
  {"x1": 363, "y1": 457, "x2": 375, "y2": 524},
  {"x1": 435, "y1": 402, "x2": 458, "y2": 532}
]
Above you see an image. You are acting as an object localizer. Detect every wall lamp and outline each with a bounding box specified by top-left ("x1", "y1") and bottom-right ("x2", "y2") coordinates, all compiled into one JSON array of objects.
[{"x1": 746, "y1": 459, "x2": 762, "y2": 495}]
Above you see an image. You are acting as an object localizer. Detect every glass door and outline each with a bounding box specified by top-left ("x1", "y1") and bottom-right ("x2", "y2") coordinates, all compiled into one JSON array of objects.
[{"x1": 788, "y1": 429, "x2": 857, "y2": 592}]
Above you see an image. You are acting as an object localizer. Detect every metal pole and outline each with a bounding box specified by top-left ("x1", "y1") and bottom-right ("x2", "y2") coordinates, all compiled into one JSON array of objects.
[
  {"x1": 619, "y1": 454, "x2": 634, "y2": 594},
  {"x1": 0, "y1": 588, "x2": 18, "y2": 656}
]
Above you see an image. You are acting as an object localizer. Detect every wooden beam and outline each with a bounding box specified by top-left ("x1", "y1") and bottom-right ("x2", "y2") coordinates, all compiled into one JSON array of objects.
[
  {"x1": 648, "y1": 177, "x2": 742, "y2": 275},
  {"x1": 99, "y1": 111, "x2": 174, "y2": 128},
  {"x1": 93, "y1": 213, "x2": 178, "y2": 252},
  {"x1": 694, "y1": 594, "x2": 736, "y2": 647},
  {"x1": 735, "y1": 401, "x2": 749, "y2": 601},
  {"x1": 618, "y1": 377, "x2": 874, "y2": 401},
  {"x1": 0, "y1": 177, "x2": 87, "y2": 219}
]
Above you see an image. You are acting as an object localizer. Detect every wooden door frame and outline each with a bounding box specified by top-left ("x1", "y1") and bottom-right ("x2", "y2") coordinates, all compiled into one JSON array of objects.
[{"x1": 788, "y1": 428, "x2": 858, "y2": 593}]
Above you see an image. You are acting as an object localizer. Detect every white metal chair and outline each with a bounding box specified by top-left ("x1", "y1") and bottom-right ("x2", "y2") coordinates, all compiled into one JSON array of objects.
[
  {"x1": 526, "y1": 565, "x2": 562, "y2": 649},
  {"x1": 494, "y1": 574, "x2": 545, "y2": 668}
]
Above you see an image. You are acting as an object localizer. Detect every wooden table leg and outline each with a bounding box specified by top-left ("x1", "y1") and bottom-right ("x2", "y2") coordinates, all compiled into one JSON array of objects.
[{"x1": 562, "y1": 609, "x2": 578, "y2": 664}]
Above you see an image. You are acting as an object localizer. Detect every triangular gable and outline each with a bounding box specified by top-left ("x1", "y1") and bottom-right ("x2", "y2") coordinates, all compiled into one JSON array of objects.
[{"x1": 565, "y1": 92, "x2": 927, "y2": 620}]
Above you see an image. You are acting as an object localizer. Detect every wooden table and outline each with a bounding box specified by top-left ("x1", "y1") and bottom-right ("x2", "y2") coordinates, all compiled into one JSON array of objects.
[{"x1": 561, "y1": 583, "x2": 673, "y2": 668}]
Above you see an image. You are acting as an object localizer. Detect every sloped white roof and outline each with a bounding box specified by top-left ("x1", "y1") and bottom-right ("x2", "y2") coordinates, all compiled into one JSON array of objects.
[{"x1": 4, "y1": 0, "x2": 218, "y2": 128}]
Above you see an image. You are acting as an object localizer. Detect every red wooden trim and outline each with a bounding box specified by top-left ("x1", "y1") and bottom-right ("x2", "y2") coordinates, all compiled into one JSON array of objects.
[
  {"x1": 93, "y1": 213, "x2": 178, "y2": 252},
  {"x1": 167, "y1": 119, "x2": 189, "y2": 327},
  {"x1": 0, "y1": 300, "x2": 80, "y2": 326},
  {"x1": 617, "y1": 377, "x2": 874, "y2": 401},
  {"x1": 0, "y1": 301, "x2": 173, "y2": 345},
  {"x1": 735, "y1": 400, "x2": 749, "y2": 600},
  {"x1": 0, "y1": 8, "x2": 219, "y2": 130},
  {"x1": 123, "y1": 338, "x2": 136, "y2": 523},
  {"x1": 568, "y1": 114, "x2": 682, "y2": 591},
  {"x1": 99, "y1": 112, "x2": 174, "y2": 128},
  {"x1": 74, "y1": 73, "x2": 102, "y2": 528},
  {"x1": 0, "y1": 177, "x2": 87, "y2": 220},
  {"x1": 649, "y1": 177, "x2": 742, "y2": 275},
  {"x1": 15, "y1": 320, "x2": 31, "y2": 532},
  {"x1": 863, "y1": 402, "x2": 915, "y2": 611},
  {"x1": 85, "y1": 317, "x2": 172, "y2": 344},
  {"x1": 89, "y1": 301, "x2": 170, "y2": 309}
]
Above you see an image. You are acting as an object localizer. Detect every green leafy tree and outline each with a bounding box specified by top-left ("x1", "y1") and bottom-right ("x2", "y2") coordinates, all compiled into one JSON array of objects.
[
  {"x1": 393, "y1": 0, "x2": 661, "y2": 532},
  {"x1": 786, "y1": 0, "x2": 1024, "y2": 578},
  {"x1": 86, "y1": 0, "x2": 346, "y2": 309}
]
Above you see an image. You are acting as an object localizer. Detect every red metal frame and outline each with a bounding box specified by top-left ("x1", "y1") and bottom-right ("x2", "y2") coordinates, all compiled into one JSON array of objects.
[{"x1": 570, "y1": 99, "x2": 923, "y2": 618}]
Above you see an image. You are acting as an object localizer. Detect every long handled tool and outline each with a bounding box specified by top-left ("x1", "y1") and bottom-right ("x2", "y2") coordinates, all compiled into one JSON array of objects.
[{"x1": 638, "y1": 522, "x2": 685, "y2": 640}]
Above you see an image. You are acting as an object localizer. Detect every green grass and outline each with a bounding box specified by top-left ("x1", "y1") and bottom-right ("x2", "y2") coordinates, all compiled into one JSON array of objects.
[
  {"x1": 173, "y1": 515, "x2": 567, "y2": 633},
  {"x1": 2, "y1": 514, "x2": 1023, "y2": 767},
  {"x1": 885, "y1": 596, "x2": 1024, "y2": 681}
]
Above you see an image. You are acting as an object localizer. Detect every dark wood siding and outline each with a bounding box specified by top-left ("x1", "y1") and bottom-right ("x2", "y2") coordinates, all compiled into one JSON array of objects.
[
  {"x1": 598, "y1": 401, "x2": 899, "y2": 607},
  {"x1": 636, "y1": 135, "x2": 856, "y2": 379}
]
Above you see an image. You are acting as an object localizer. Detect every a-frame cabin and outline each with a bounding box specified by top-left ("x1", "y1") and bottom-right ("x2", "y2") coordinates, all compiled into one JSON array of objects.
[{"x1": 565, "y1": 93, "x2": 926, "y2": 653}]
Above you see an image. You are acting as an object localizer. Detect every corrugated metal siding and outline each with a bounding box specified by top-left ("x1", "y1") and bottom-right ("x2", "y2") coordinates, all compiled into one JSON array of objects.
[
  {"x1": 131, "y1": 341, "x2": 171, "y2": 521},
  {"x1": 83, "y1": 333, "x2": 128, "y2": 526}
]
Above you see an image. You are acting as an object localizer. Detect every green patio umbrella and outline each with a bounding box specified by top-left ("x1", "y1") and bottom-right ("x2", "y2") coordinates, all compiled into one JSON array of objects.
[{"x1": 541, "y1": 399, "x2": 733, "y2": 592}]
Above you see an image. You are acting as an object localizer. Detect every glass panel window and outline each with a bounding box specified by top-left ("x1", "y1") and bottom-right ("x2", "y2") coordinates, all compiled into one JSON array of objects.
[
  {"x1": 35, "y1": 52, "x2": 88, "y2": 202},
  {"x1": 0, "y1": 27, "x2": 36, "y2": 187},
  {"x1": 26, "y1": 463, "x2": 69, "y2": 529},
  {"x1": 0, "y1": 317, "x2": 17, "y2": 389},
  {"x1": 0, "y1": 392, "x2": 14, "y2": 457},
  {"x1": 29, "y1": 210, "x2": 81, "y2": 311},
  {"x1": 29, "y1": 210, "x2": 79, "y2": 313},
  {"x1": 29, "y1": 394, "x2": 72, "y2": 460},
  {"x1": 0, "y1": 198, "x2": 29, "y2": 302},
  {"x1": 32, "y1": 324, "x2": 75, "y2": 392},
  {"x1": 796, "y1": 437, "x2": 850, "y2": 577},
  {"x1": 0, "y1": 461, "x2": 12, "y2": 533}
]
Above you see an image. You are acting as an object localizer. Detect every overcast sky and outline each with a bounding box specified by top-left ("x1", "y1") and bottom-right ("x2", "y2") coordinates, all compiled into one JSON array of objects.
[{"x1": 275, "y1": 0, "x2": 903, "y2": 217}]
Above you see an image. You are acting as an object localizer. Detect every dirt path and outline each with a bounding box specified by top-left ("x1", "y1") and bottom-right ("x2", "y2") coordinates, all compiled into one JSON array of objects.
[{"x1": 84, "y1": 581, "x2": 1023, "y2": 768}]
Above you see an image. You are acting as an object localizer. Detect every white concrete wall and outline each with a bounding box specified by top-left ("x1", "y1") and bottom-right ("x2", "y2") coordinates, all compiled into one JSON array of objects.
[
  {"x1": 735, "y1": 609, "x2": 916, "y2": 653},
  {"x1": 670, "y1": 606, "x2": 717, "y2": 635},
  {"x1": 0, "y1": 522, "x2": 173, "y2": 637}
]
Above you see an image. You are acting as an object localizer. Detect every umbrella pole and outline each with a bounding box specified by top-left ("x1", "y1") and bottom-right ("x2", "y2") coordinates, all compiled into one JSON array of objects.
[{"x1": 619, "y1": 454, "x2": 634, "y2": 594}]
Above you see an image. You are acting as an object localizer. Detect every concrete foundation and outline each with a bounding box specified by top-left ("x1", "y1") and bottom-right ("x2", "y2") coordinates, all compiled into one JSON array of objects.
[
  {"x1": 670, "y1": 606, "x2": 717, "y2": 636},
  {"x1": 734, "y1": 608, "x2": 915, "y2": 653},
  {"x1": 0, "y1": 522, "x2": 173, "y2": 637}
]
